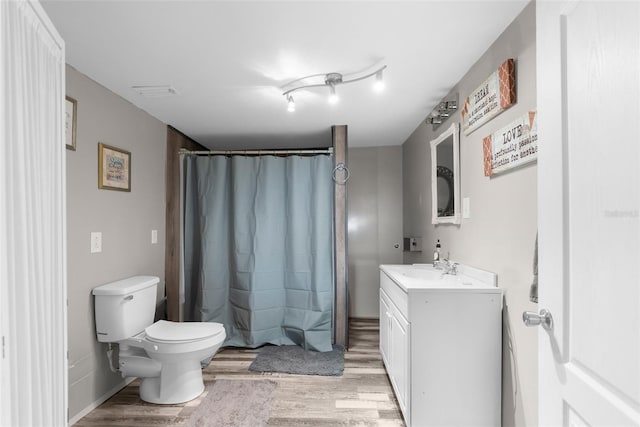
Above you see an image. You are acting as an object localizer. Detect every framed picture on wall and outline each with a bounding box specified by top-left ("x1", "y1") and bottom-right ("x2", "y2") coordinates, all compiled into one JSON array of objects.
[
  {"x1": 98, "y1": 143, "x2": 131, "y2": 192},
  {"x1": 65, "y1": 96, "x2": 77, "y2": 150}
]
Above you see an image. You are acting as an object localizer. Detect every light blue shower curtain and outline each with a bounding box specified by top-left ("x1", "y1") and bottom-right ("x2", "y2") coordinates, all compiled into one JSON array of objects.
[{"x1": 182, "y1": 154, "x2": 334, "y2": 352}]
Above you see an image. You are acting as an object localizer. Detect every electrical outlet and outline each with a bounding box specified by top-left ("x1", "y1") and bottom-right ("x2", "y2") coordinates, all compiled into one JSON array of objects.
[
  {"x1": 151, "y1": 229, "x2": 158, "y2": 244},
  {"x1": 90, "y1": 232, "x2": 102, "y2": 253}
]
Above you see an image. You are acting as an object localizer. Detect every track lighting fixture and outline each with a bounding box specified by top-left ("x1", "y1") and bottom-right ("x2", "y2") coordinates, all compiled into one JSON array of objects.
[{"x1": 282, "y1": 65, "x2": 387, "y2": 111}]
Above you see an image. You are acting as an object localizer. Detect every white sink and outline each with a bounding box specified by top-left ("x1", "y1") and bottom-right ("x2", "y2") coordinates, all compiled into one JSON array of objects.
[{"x1": 398, "y1": 265, "x2": 444, "y2": 281}]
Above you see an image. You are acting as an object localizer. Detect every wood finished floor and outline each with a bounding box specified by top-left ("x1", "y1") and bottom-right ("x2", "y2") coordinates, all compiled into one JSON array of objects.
[{"x1": 74, "y1": 319, "x2": 405, "y2": 426}]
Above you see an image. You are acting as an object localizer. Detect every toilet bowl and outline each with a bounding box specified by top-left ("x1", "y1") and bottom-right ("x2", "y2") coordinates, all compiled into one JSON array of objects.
[
  {"x1": 92, "y1": 276, "x2": 227, "y2": 404},
  {"x1": 135, "y1": 321, "x2": 225, "y2": 404}
]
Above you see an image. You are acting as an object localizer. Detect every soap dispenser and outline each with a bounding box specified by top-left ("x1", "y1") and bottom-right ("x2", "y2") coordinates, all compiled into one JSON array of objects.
[{"x1": 433, "y1": 239, "x2": 441, "y2": 263}]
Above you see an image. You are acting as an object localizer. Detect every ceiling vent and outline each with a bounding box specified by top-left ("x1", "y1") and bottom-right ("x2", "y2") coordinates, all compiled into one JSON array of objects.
[{"x1": 131, "y1": 85, "x2": 179, "y2": 97}]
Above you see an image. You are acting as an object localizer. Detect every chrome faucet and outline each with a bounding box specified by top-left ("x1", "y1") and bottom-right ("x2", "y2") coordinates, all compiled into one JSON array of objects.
[
  {"x1": 434, "y1": 259, "x2": 459, "y2": 275},
  {"x1": 446, "y1": 260, "x2": 459, "y2": 275}
]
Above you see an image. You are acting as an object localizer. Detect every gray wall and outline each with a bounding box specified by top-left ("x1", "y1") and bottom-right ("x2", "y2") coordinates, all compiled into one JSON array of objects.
[
  {"x1": 347, "y1": 146, "x2": 403, "y2": 318},
  {"x1": 401, "y1": 3, "x2": 538, "y2": 426},
  {"x1": 66, "y1": 66, "x2": 167, "y2": 420}
]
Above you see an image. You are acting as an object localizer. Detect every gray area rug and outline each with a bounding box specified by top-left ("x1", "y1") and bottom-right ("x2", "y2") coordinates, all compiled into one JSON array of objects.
[
  {"x1": 185, "y1": 379, "x2": 277, "y2": 427},
  {"x1": 249, "y1": 344, "x2": 344, "y2": 376}
]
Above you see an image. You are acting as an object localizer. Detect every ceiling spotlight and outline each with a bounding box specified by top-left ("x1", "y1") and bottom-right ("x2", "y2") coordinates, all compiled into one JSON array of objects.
[
  {"x1": 374, "y1": 70, "x2": 385, "y2": 92},
  {"x1": 282, "y1": 64, "x2": 387, "y2": 111},
  {"x1": 328, "y1": 84, "x2": 339, "y2": 104},
  {"x1": 287, "y1": 95, "x2": 295, "y2": 112}
]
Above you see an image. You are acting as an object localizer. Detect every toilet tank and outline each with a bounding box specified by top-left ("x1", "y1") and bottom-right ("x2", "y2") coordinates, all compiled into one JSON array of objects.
[{"x1": 92, "y1": 276, "x2": 159, "y2": 342}]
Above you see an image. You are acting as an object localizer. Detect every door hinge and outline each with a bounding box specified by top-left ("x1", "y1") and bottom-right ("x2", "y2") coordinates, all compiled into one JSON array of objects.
[{"x1": 2, "y1": 336, "x2": 5, "y2": 359}]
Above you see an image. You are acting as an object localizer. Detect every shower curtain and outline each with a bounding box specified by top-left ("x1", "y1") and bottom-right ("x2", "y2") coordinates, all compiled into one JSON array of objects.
[{"x1": 182, "y1": 154, "x2": 334, "y2": 352}]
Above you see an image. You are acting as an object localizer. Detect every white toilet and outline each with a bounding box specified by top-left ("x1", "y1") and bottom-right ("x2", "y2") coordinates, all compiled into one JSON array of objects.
[{"x1": 92, "y1": 275, "x2": 226, "y2": 404}]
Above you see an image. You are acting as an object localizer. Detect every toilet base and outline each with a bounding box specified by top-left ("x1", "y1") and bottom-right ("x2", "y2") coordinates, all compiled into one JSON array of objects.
[{"x1": 139, "y1": 359, "x2": 205, "y2": 404}]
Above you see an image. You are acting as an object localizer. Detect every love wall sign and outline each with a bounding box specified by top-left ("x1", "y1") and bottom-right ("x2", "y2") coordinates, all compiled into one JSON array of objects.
[{"x1": 482, "y1": 111, "x2": 538, "y2": 176}]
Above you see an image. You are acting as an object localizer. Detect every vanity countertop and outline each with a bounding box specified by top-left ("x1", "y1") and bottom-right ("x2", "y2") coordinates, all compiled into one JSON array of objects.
[{"x1": 379, "y1": 263, "x2": 499, "y2": 292}]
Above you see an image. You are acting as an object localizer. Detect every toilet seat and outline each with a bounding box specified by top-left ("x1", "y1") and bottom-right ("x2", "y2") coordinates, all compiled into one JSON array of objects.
[{"x1": 145, "y1": 320, "x2": 225, "y2": 344}]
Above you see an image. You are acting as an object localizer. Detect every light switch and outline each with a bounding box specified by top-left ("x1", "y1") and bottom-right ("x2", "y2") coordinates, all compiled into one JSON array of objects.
[
  {"x1": 90, "y1": 232, "x2": 102, "y2": 253},
  {"x1": 151, "y1": 229, "x2": 158, "y2": 244},
  {"x1": 463, "y1": 197, "x2": 471, "y2": 219}
]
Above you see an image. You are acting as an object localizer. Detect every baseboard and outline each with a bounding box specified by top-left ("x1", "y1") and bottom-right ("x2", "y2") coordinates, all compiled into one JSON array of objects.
[{"x1": 68, "y1": 377, "x2": 135, "y2": 426}]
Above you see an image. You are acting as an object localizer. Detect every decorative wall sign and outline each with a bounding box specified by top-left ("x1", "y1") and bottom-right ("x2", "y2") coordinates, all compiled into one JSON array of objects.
[
  {"x1": 482, "y1": 111, "x2": 537, "y2": 176},
  {"x1": 461, "y1": 58, "x2": 516, "y2": 135},
  {"x1": 98, "y1": 143, "x2": 131, "y2": 191}
]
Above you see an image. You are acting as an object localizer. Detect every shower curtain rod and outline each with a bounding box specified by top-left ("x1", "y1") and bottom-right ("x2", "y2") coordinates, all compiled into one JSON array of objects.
[{"x1": 179, "y1": 147, "x2": 333, "y2": 156}]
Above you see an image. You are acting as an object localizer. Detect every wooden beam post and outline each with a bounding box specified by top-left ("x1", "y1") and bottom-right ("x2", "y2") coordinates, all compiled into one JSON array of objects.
[
  {"x1": 332, "y1": 125, "x2": 349, "y2": 347},
  {"x1": 165, "y1": 126, "x2": 207, "y2": 321}
]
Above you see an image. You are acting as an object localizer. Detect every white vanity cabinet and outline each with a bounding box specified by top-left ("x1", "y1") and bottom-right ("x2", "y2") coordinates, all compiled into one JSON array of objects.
[
  {"x1": 380, "y1": 288, "x2": 409, "y2": 414},
  {"x1": 379, "y1": 264, "x2": 502, "y2": 427}
]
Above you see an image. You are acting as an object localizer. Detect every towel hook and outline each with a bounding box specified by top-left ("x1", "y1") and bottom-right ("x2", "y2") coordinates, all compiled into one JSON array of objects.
[{"x1": 332, "y1": 163, "x2": 350, "y2": 185}]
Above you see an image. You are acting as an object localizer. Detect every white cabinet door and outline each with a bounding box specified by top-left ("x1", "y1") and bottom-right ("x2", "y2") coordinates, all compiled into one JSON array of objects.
[
  {"x1": 537, "y1": 1, "x2": 640, "y2": 425},
  {"x1": 380, "y1": 287, "x2": 410, "y2": 420},
  {"x1": 390, "y1": 310, "x2": 409, "y2": 418},
  {"x1": 379, "y1": 292, "x2": 391, "y2": 367}
]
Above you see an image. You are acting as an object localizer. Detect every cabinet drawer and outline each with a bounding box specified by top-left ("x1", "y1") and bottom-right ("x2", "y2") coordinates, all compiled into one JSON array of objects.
[{"x1": 380, "y1": 270, "x2": 408, "y2": 318}]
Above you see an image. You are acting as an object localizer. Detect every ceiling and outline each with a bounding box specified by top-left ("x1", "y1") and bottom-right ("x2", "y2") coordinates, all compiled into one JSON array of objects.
[{"x1": 41, "y1": 0, "x2": 529, "y2": 149}]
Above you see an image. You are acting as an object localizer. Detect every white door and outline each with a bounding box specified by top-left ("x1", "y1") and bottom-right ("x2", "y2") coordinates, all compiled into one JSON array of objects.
[
  {"x1": 1, "y1": 1, "x2": 67, "y2": 425},
  {"x1": 535, "y1": 1, "x2": 640, "y2": 425}
]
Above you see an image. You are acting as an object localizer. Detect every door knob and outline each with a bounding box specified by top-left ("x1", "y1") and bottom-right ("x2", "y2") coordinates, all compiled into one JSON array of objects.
[{"x1": 522, "y1": 308, "x2": 553, "y2": 331}]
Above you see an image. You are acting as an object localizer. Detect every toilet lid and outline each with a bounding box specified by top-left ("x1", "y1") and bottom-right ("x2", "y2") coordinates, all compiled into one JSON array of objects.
[{"x1": 145, "y1": 320, "x2": 225, "y2": 343}]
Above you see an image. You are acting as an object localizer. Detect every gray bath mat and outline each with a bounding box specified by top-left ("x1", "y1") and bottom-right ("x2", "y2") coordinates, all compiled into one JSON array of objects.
[
  {"x1": 185, "y1": 379, "x2": 277, "y2": 427},
  {"x1": 249, "y1": 344, "x2": 344, "y2": 376}
]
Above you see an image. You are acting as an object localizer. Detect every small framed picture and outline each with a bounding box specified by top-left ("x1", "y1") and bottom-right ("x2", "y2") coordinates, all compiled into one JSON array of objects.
[
  {"x1": 98, "y1": 143, "x2": 131, "y2": 192},
  {"x1": 65, "y1": 96, "x2": 77, "y2": 150}
]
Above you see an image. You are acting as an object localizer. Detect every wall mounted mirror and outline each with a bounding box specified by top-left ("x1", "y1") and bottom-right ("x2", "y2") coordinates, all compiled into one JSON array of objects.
[{"x1": 430, "y1": 122, "x2": 460, "y2": 224}]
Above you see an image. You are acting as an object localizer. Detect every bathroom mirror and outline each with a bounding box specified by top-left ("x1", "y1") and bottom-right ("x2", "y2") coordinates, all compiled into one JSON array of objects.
[{"x1": 430, "y1": 122, "x2": 461, "y2": 224}]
